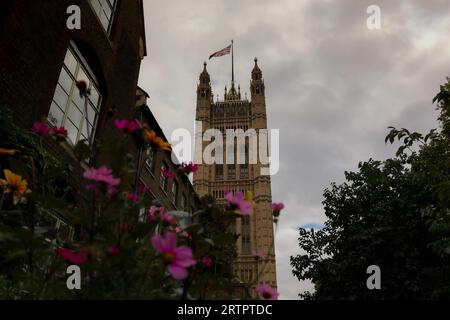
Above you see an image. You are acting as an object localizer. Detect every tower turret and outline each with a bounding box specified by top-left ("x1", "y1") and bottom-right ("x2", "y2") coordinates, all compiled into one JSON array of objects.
[
  {"x1": 250, "y1": 58, "x2": 265, "y2": 97},
  {"x1": 196, "y1": 62, "x2": 212, "y2": 124},
  {"x1": 197, "y1": 62, "x2": 211, "y2": 100}
]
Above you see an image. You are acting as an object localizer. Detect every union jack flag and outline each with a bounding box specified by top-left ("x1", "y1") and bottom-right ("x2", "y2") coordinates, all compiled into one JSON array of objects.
[{"x1": 209, "y1": 44, "x2": 231, "y2": 59}]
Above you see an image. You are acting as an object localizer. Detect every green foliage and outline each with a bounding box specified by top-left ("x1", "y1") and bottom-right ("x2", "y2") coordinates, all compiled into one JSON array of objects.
[
  {"x1": 0, "y1": 108, "x2": 237, "y2": 299},
  {"x1": 291, "y1": 79, "x2": 450, "y2": 300}
]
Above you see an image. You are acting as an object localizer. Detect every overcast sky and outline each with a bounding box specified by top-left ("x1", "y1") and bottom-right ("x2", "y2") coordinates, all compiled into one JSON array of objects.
[{"x1": 138, "y1": 0, "x2": 450, "y2": 299}]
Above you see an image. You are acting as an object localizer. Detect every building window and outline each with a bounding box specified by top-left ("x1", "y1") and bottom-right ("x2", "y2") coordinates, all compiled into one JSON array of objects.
[
  {"x1": 242, "y1": 216, "x2": 251, "y2": 254},
  {"x1": 227, "y1": 165, "x2": 236, "y2": 180},
  {"x1": 181, "y1": 194, "x2": 187, "y2": 210},
  {"x1": 215, "y1": 164, "x2": 223, "y2": 180},
  {"x1": 138, "y1": 207, "x2": 146, "y2": 222},
  {"x1": 172, "y1": 180, "x2": 178, "y2": 205},
  {"x1": 240, "y1": 164, "x2": 249, "y2": 179},
  {"x1": 146, "y1": 146, "x2": 155, "y2": 173},
  {"x1": 48, "y1": 45, "x2": 102, "y2": 146},
  {"x1": 160, "y1": 163, "x2": 168, "y2": 191},
  {"x1": 90, "y1": 0, "x2": 117, "y2": 34}
]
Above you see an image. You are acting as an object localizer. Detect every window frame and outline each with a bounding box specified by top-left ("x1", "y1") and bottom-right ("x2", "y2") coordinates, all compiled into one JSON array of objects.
[
  {"x1": 48, "y1": 43, "x2": 102, "y2": 147},
  {"x1": 89, "y1": 0, "x2": 118, "y2": 35},
  {"x1": 240, "y1": 164, "x2": 249, "y2": 179},
  {"x1": 145, "y1": 145, "x2": 155, "y2": 174},
  {"x1": 159, "y1": 162, "x2": 168, "y2": 191},
  {"x1": 227, "y1": 164, "x2": 236, "y2": 180},
  {"x1": 241, "y1": 216, "x2": 251, "y2": 254},
  {"x1": 180, "y1": 194, "x2": 187, "y2": 211},
  {"x1": 215, "y1": 164, "x2": 223, "y2": 180},
  {"x1": 171, "y1": 179, "x2": 178, "y2": 206}
]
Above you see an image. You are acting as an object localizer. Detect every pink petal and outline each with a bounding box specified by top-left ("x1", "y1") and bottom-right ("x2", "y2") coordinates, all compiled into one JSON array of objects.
[
  {"x1": 164, "y1": 232, "x2": 177, "y2": 250},
  {"x1": 239, "y1": 202, "x2": 253, "y2": 215},
  {"x1": 151, "y1": 235, "x2": 165, "y2": 253},
  {"x1": 168, "y1": 264, "x2": 188, "y2": 280}
]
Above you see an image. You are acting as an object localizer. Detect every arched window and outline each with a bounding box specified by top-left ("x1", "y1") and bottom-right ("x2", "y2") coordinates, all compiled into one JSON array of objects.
[{"x1": 48, "y1": 43, "x2": 102, "y2": 146}]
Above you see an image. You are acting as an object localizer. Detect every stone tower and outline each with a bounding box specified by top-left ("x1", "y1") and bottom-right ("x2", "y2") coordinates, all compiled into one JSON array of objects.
[{"x1": 193, "y1": 59, "x2": 277, "y2": 297}]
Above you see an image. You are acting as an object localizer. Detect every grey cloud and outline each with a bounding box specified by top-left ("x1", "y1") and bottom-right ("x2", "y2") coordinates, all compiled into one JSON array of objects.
[{"x1": 139, "y1": 0, "x2": 450, "y2": 299}]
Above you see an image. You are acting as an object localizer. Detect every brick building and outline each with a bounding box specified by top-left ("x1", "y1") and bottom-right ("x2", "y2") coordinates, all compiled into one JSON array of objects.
[
  {"x1": 0, "y1": 1, "x2": 199, "y2": 238},
  {"x1": 135, "y1": 88, "x2": 200, "y2": 214}
]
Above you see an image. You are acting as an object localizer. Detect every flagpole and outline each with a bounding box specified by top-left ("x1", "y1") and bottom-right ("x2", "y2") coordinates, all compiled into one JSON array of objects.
[{"x1": 231, "y1": 40, "x2": 234, "y2": 85}]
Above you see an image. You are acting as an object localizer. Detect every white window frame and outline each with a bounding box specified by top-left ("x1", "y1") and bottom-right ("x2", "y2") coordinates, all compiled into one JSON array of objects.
[
  {"x1": 89, "y1": 0, "x2": 118, "y2": 35},
  {"x1": 48, "y1": 43, "x2": 102, "y2": 146},
  {"x1": 171, "y1": 180, "x2": 178, "y2": 205}
]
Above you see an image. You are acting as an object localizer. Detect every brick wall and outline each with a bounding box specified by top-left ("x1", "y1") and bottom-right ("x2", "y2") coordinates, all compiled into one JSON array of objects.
[{"x1": 0, "y1": 0, "x2": 145, "y2": 134}]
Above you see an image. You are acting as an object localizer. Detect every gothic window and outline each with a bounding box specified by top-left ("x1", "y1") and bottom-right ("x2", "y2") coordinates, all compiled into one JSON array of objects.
[
  {"x1": 241, "y1": 216, "x2": 251, "y2": 254},
  {"x1": 240, "y1": 164, "x2": 249, "y2": 179},
  {"x1": 227, "y1": 165, "x2": 236, "y2": 180},
  {"x1": 215, "y1": 164, "x2": 223, "y2": 180},
  {"x1": 48, "y1": 44, "x2": 102, "y2": 146}
]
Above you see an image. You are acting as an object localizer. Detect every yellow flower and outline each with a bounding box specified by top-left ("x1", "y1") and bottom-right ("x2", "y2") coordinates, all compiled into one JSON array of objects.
[
  {"x1": 0, "y1": 169, "x2": 31, "y2": 205},
  {"x1": 144, "y1": 129, "x2": 172, "y2": 151},
  {"x1": 245, "y1": 190, "x2": 256, "y2": 208},
  {"x1": 0, "y1": 148, "x2": 18, "y2": 155}
]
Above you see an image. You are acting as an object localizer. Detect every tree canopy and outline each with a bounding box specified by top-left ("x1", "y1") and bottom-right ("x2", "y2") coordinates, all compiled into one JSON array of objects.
[{"x1": 291, "y1": 79, "x2": 450, "y2": 299}]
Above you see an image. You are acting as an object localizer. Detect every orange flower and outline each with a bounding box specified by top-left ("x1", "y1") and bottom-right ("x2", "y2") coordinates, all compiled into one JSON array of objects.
[
  {"x1": 0, "y1": 148, "x2": 18, "y2": 155},
  {"x1": 144, "y1": 129, "x2": 171, "y2": 151},
  {"x1": 0, "y1": 169, "x2": 31, "y2": 205}
]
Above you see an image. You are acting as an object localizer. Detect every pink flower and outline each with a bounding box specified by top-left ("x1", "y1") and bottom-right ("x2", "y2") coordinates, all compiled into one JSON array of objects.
[
  {"x1": 256, "y1": 284, "x2": 279, "y2": 300},
  {"x1": 168, "y1": 227, "x2": 188, "y2": 238},
  {"x1": 151, "y1": 232, "x2": 196, "y2": 280},
  {"x1": 114, "y1": 119, "x2": 140, "y2": 134},
  {"x1": 187, "y1": 163, "x2": 198, "y2": 173},
  {"x1": 147, "y1": 205, "x2": 164, "y2": 221},
  {"x1": 83, "y1": 166, "x2": 120, "y2": 194},
  {"x1": 126, "y1": 192, "x2": 139, "y2": 203},
  {"x1": 147, "y1": 206, "x2": 177, "y2": 225},
  {"x1": 138, "y1": 185, "x2": 152, "y2": 195},
  {"x1": 119, "y1": 223, "x2": 130, "y2": 232},
  {"x1": 181, "y1": 162, "x2": 198, "y2": 174},
  {"x1": 181, "y1": 231, "x2": 189, "y2": 238},
  {"x1": 107, "y1": 245, "x2": 121, "y2": 256},
  {"x1": 271, "y1": 202, "x2": 284, "y2": 212},
  {"x1": 271, "y1": 202, "x2": 284, "y2": 222},
  {"x1": 53, "y1": 126, "x2": 68, "y2": 138},
  {"x1": 224, "y1": 190, "x2": 253, "y2": 215},
  {"x1": 161, "y1": 168, "x2": 175, "y2": 179},
  {"x1": 57, "y1": 248, "x2": 88, "y2": 265},
  {"x1": 32, "y1": 121, "x2": 51, "y2": 136},
  {"x1": 252, "y1": 250, "x2": 267, "y2": 259},
  {"x1": 202, "y1": 256, "x2": 212, "y2": 268},
  {"x1": 160, "y1": 211, "x2": 177, "y2": 226}
]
